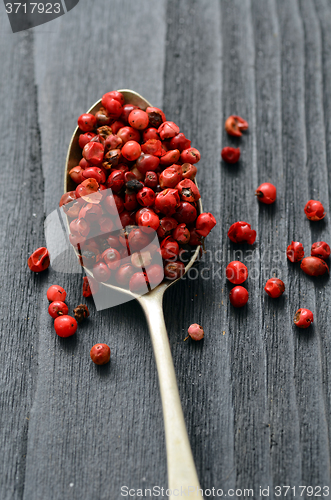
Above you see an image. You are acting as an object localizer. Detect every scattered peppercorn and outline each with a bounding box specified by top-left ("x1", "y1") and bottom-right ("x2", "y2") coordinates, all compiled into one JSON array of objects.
[
  {"x1": 54, "y1": 315, "x2": 78, "y2": 337},
  {"x1": 286, "y1": 241, "x2": 304, "y2": 263},
  {"x1": 304, "y1": 200, "x2": 326, "y2": 221},
  {"x1": 28, "y1": 247, "x2": 50, "y2": 272},
  {"x1": 48, "y1": 301, "x2": 68, "y2": 319},
  {"x1": 228, "y1": 221, "x2": 256, "y2": 245},
  {"x1": 184, "y1": 324, "x2": 204, "y2": 341},
  {"x1": 221, "y1": 147, "x2": 240, "y2": 164},
  {"x1": 293, "y1": 308, "x2": 313, "y2": 329},
  {"x1": 300, "y1": 256, "x2": 329, "y2": 277},
  {"x1": 255, "y1": 182, "x2": 277, "y2": 205},
  {"x1": 73, "y1": 304, "x2": 90, "y2": 323},
  {"x1": 226, "y1": 261, "x2": 248, "y2": 284},
  {"x1": 229, "y1": 286, "x2": 249, "y2": 307},
  {"x1": 225, "y1": 115, "x2": 248, "y2": 137},
  {"x1": 47, "y1": 285, "x2": 67, "y2": 302},
  {"x1": 264, "y1": 278, "x2": 285, "y2": 298},
  {"x1": 311, "y1": 241, "x2": 330, "y2": 260},
  {"x1": 196, "y1": 213, "x2": 217, "y2": 237},
  {"x1": 90, "y1": 343, "x2": 111, "y2": 365}
]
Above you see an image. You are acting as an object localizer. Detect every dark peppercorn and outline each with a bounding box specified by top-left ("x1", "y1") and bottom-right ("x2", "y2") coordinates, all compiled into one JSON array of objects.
[
  {"x1": 73, "y1": 304, "x2": 90, "y2": 323},
  {"x1": 126, "y1": 179, "x2": 144, "y2": 192}
]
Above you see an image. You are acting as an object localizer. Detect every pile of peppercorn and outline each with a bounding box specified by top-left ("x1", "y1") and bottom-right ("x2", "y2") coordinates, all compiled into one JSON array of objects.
[{"x1": 58, "y1": 90, "x2": 216, "y2": 294}]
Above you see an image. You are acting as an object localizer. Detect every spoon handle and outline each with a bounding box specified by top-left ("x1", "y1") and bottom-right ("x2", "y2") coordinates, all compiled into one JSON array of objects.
[{"x1": 138, "y1": 291, "x2": 204, "y2": 499}]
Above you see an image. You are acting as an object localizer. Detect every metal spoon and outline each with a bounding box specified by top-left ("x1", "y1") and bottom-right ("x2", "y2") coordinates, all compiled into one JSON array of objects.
[{"x1": 65, "y1": 90, "x2": 204, "y2": 498}]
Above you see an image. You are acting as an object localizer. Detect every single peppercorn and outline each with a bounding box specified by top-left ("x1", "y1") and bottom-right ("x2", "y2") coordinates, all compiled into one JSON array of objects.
[
  {"x1": 78, "y1": 131, "x2": 96, "y2": 149},
  {"x1": 172, "y1": 223, "x2": 190, "y2": 244},
  {"x1": 221, "y1": 147, "x2": 240, "y2": 164},
  {"x1": 255, "y1": 182, "x2": 277, "y2": 205},
  {"x1": 136, "y1": 187, "x2": 156, "y2": 207},
  {"x1": 146, "y1": 106, "x2": 166, "y2": 128},
  {"x1": 47, "y1": 285, "x2": 67, "y2": 302},
  {"x1": 158, "y1": 121, "x2": 180, "y2": 140},
  {"x1": 101, "y1": 94, "x2": 123, "y2": 119},
  {"x1": 136, "y1": 153, "x2": 160, "y2": 174},
  {"x1": 90, "y1": 343, "x2": 111, "y2": 365},
  {"x1": 144, "y1": 171, "x2": 158, "y2": 189},
  {"x1": 160, "y1": 237, "x2": 179, "y2": 260},
  {"x1": 77, "y1": 113, "x2": 97, "y2": 132},
  {"x1": 311, "y1": 241, "x2": 330, "y2": 260},
  {"x1": 128, "y1": 109, "x2": 149, "y2": 130},
  {"x1": 82, "y1": 141, "x2": 104, "y2": 166},
  {"x1": 226, "y1": 261, "x2": 248, "y2": 284},
  {"x1": 117, "y1": 125, "x2": 140, "y2": 144},
  {"x1": 129, "y1": 271, "x2": 149, "y2": 293},
  {"x1": 159, "y1": 165, "x2": 182, "y2": 189},
  {"x1": 75, "y1": 178, "x2": 99, "y2": 200},
  {"x1": 174, "y1": 202, "x2": 197, "y2": 224},
  {"x1": 54, "y1": 315, "x2": 78, "y2": 337},
  {"x1": 145, "y1": 264, "x2": 164, "y2": 287},
  {"x1": 293, "y1": 308, "x2": 313, "y2": 329},
  {"x1": 184, "y1": 324, "x2": 204, "y2": 341},
  {"x1": 304, "y1": 200, "x2": 326, "y2": 221},
  {"x1": 106, "y1": 170, "x2": 125, "y2": 193},
  {"x1": 300, "y1": 256, "x2": 329, "y2": 277},
  {"x1": 93, "y1": 262, "x2": 111, "y2": 282},
  {"x1": 196, "y1": 213, "x2": 217, "y2": 237},
  {"x1": 48, "y1": 301, "x2": 69, "y2": 319},
  {"x1": 181, "y1": 163, "x2": 197, "y2": 180},
  {"x1": 264, "y1": 278, "x2": 285, "y2": 298},
  {"x1": 229, "y1": 286, "x2": 249, "y2": 307},
  {"x1": 160, "y1": 149, "x2": 180, "y2": 167},
  {"x1": 28, "y1": 247, "x2": 50, "y2": 272},
  {"x1": 116, "y1": 264, "x2": 135, "y2": 287},
  {"x1": 155, "y1": 189, "x2": 180, "y2": 216},
  {"x1": 169, "y1": 132, "x2": 191, "y2": 152},
  {"x1": 126, "y1": 179, "x2": 144, "y2": 192},
  {"x1": 164, "y1": 261, "x2": 185, "y2": 280},
  {"x1": 137, "y1": 208, "x2": 160, "y2": 231},
  {"x1": 73, "y1": 304, "x2": 90, "y2": 323},
  {"x1": 180, "y1": 147, "x2": 201, "y2": 164},
  {"x1": 121, "y1": 140, "x2": 141, "y2": 161},
  {"x1": 176, "y1": 179, "x2": 200, "y2": 203},
  {"x1": 286, "y1": 241, "x2": 304, "y2": 263},
  {"x1": 225, "y1": 115, "x2": 248, "y2": 137},
  {"x1": 82, "y1": 167, "x2": 106, "y2": 185},
  {"x1": 228, "y1": 221, "x2": 256, "y2": 245}
]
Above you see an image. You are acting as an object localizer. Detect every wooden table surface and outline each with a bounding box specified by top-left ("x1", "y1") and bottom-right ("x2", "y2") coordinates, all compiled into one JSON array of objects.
[{"x1": 1, "y1": 0, "x2": 331, "y2": 498}]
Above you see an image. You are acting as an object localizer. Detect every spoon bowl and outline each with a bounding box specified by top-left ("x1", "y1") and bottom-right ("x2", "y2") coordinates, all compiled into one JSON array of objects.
[
  {"x1": 65, "y1": 90, "x2": 204, "y2": 498},
  {"x1": 65, "y1": 89, "x2": 202, "y2": 299}
]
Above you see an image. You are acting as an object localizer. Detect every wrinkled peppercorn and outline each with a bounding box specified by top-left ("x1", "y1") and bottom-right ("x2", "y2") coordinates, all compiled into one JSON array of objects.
[{"x1": 73, "y1": 304, "x2": 90, "y2": 323}]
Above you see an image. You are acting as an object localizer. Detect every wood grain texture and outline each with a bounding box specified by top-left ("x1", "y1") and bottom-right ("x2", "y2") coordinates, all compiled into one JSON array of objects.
[{"x1": 0, "y1": 0, "x2": 331, "y2": 498}]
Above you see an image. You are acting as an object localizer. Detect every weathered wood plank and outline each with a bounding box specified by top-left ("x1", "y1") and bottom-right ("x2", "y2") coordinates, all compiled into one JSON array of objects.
[
  {"x1": 218, "y1": 0, "x2": 271, "y2": 493},
  {"x1": 24, "y1": 2, "x2": 168, "y2": 499},
  {"x1": 313, "y1": 0, "x2": 331, "y2": 484},
  {"x1": 250, "y1": 0, "x2": 302, "y2": 491},
  {"x1": 277, "y1": 0, "x2": 330, "y2": 489},
  {"x1": 297, "y1": 0, "x2": 331, "y2": 486},
  {"x1": 0, "y1": 24, "x2": 44, "y2": 500},
  {"x1": 162, "y1": 0, "x2": 236, "y2": 491}
]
